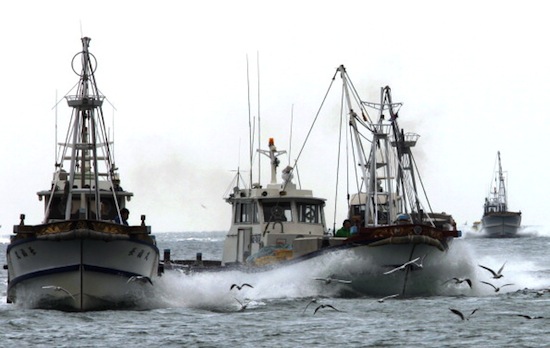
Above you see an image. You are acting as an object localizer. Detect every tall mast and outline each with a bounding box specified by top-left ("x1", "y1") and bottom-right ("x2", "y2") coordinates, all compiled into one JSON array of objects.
[
  {"x1": 497, "y1": 151, "x2": 507, "y2": 211},
  {"x1": 64, "y1": 37, "x2": 105, "y2": 220}
]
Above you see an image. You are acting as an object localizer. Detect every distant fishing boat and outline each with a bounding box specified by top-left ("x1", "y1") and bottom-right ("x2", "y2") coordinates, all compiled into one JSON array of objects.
[
  {"x1": 480, "y1": 151, "x2": 521, "y2": 237},
  {"x1": 5, "y1": 37, "x2": 160, "y2": 311},
  {"x1": 165, "y1": 65, "x2": 462, "y2": 296}
]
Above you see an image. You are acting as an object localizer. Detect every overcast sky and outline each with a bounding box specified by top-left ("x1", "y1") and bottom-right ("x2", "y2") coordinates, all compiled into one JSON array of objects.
[{"x1": 1, "y1": 1, "x2": 548, "y2": 233}]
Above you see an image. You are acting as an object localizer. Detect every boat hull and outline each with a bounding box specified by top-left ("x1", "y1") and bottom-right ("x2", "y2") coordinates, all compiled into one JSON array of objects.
[
  {"x1": 481, "y1": 212, "x2": 521, "y2": 238},
  {"x1": 169, "y1": 235, "x2": 463, "y2": 297},
  {"x1": 7, "y1": 231, "x2": 159, "y2": 311}
]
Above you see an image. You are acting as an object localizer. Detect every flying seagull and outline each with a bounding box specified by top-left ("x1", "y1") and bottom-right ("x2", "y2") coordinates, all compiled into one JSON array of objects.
[
  {"x1": 234, "y1": 297, "x2": 250, "y2": 312},
  {"x1": 230, "y1": 283, "x2": 254, "y2": 291},
  {"x1": 480, "y1": 281, "x2": 514, "y2": 292},
  {"x1": 41, "y1": 285, "x2": 76, "y2": 301},
  {"x1": 302, "y1": 299, "x2": 318, "y2": 314},
  {"x1": 127, "y1": 275, "x2": 153, "y2": 285},
  {"x1": 383, "y1": 257, "x2": 421, "y2": 275},
  {"x1": 515, "y1": 314, "x2": 544, "y2": 320},
  {"x1": 313, "y1": 304, "x2": 341, "y2": 315},
  {"x1": 443, "y1": 277, "x2": 473, "y2": 288},
  {"x1": 314, "y1": 277, "x2": 352, "y2": 284},
  {"x1": 413, "y1": 254, "x2": 428, "y2": 269},
  {"x1": 478, "y1": 262, "x2": 506, "y2": 279},
  {"x1": 449, "y1": 308, "x2": 478, "y2": 321},
  {"x1": 377, "y1": 294, "x2": 399, "y2": 303}
]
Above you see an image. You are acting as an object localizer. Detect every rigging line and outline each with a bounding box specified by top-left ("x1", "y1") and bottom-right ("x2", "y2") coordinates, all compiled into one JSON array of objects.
[
  {"x1": 410, "y1": 153, "x2": 433, "y2": 214},
  {"x1": 290, "y1": 69, "x2": 339, "y2": 173},
  {"x1": 332, "y1": 83, "x2": 346, "y2": 232},
  {"x1": 280, "y1": 69, "x2": 338, "y2": 195},
  {"x1": 96, "y1": 89, "x2": 117, "y2": 111},
  {"x1": 341, "y1": 70, "x2": 374, "y2": 131},
  {"x1": 50, "y1": 81, "x2": 80, "y2": 110},
  {"x1": 349, "y1": 121, "x2": 361, "y2": 209}
]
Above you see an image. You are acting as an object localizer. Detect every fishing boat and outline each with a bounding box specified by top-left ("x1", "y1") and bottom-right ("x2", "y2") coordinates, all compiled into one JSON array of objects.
[
  {"x1": 480, "y1": 152, "x2": 521, "y2": 237},
  {"x1": 5, "y1": 37, "x2": 160, "y2": 311},
  {"x1": 166, "y1": 65, "x2": 462, "y2": 296}
]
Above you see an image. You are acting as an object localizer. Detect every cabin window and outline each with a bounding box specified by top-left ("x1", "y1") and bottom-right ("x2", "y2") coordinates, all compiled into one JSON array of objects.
[
  {"x1": 262, "y1": 202, "x2": 292, "y2": 222},
  {"x1": 235, "y1": 202, "x2": 258, "y2": 224},
  {"x1": 297, "y1": 203, "x2": 320, "y2": 224}
]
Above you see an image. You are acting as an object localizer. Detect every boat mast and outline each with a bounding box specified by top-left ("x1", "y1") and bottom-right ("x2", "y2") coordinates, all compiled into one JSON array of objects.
[
  {"x1": 384, "y1": 87, "x2": 423, "y2": 222},
  {"x1": 337, "y1": 66, "x2": 373, "y2": 224},
  {"x1": 64, "y1": 37, "x2": 106, "y2": 220},
  {"x1": 496, "y1": 151, "x2": 507, "y2": 211}
]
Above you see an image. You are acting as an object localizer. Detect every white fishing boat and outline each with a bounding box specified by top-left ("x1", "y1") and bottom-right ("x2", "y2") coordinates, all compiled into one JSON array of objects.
[
  {"x1": 166, "y1": 65, "x2": 462, "y2": 296},
  {"x1": 5, "y1": 37, "x2": 160, "y2": 311},
  {"x1": 480, "y1": 152, "x2": 521, "y2": 237}
]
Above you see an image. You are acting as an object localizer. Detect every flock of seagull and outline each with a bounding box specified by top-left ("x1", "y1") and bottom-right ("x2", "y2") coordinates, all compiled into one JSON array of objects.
[{"x1": 228, "y1": 258, "x2": 546, "y2": 320}]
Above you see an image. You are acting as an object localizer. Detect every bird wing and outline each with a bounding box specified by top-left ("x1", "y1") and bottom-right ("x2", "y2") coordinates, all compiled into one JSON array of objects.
[
  {"x1": 516, "y1": 314, "x2": 531, "y2": 319},
  {"x1": 303, "y1": 300, "x2": 317, "y2": 314},
  {"x1": 478, "y1": 264, "x2": 497, "y2": 277},
  {"x1": 383, "y1": 266, "x2": 403, "y2": 275},
  {"x1": 242, "y1": 283, "x2": 253, "y2": 289},
  {"x1": 313, "y1": 305, "x2": 323, "y2": 315},
  {"x1": 449, "y1": 308, "x2": 465, "y2": 320},
  {"x1": 480, "y1": 281, "x2": 497, "y2": 290},
  {"x1": 336, "y1": 279, "x2": 352, "y2": 284},
  {"x1": 501, "y1": 283, "x2": 514, "y2": 288},
  {"x1": 379, "y1": 294, "x2": 399, "y2": 302},
  {"x1": 497, "y1": 261, "x2": 507, "y2": 275},
  {"x1": 230, "y1": 284, "x2": 238, "y2": 290},
  {"x1": 404, "y1": 257, "x2": 420, "y2": 266},
  {"x1": 465, "y1": 279, "x2": 473, "y2": 288},
  {"x1": 469, "y1": 308, "x2": 479, "y2": 317},
  {"x1": 325, "y1": 304, "x2": 340, "y2": 312}
]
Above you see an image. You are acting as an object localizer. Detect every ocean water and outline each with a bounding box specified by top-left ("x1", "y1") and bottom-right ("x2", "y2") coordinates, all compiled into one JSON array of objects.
[{"x1": 1, "y1": 227, "x2": 550, "y2": 347}]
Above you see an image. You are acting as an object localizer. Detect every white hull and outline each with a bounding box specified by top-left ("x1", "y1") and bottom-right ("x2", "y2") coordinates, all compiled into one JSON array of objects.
[
  {"x1": 327, "y1": 243, "x2": 458, "y2": 296},
  {"x1": 184, "y1": 239, "x2": 462, "y2": 297},
  {"x1": 7, "y1": 236, "x2": 159, "y2": 311},
  {"x1": 481, "y1": 213, "x2": 521, "y2": 238}
]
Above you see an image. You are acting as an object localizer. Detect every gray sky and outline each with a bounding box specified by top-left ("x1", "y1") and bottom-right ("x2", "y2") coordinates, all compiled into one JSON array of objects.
[{"x1": 1, "y1": 1, "x2": 548, "y2": 233}]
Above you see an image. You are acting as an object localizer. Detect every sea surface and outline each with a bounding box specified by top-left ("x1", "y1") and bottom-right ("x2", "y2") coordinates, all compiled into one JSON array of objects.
[{"x1": 1, "y1": 227, "x2": 550, "y2": 347}]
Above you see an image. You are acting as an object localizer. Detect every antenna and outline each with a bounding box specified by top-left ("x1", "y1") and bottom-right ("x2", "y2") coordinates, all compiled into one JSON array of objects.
[
  {"x1": 289, "y1": 104, "x2": 294, "y2": 166},
  {"x1": 55, "y1": 90, "x2": 58, "y2": 164},
  {"x1": 256, "y1": 51, "x2": 261, "y2": 185},
  {"x1": 246, "y1": 55, "x2": 253, "y2": 188}
]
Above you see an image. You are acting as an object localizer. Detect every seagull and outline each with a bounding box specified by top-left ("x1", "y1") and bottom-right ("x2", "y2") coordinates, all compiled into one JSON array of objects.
[
  {"x1": 536, "y1": 289, "x2": 549, "y2": 297},
  {"x1": 478, "y1": 262, "x2": 506, "y2": 279},
  {"x1": 383, "y1": 257, "x2": 421, "y2": 275},
  {"x1": 41, "y1": 285, "x2": 76, "y2": 301},
  {"x1": 412, "y1": 254, "x2": 428, "y2": 269},
  {"x1": 515, "y1": 314, "x2": 544, "y2": 319},
  {"x1": 480, "y1": 281, "x2": 514, "y2": 292},
  {"x1": 449, "y1": 308, "x2": 478, "y2": 321},
  {"x1": 313, "y1": 304, "x2": 341, "y2": 315},
  {"x1": 377, "y1": 294, "x2": 399, "y2": 303},
  {"x1": 230, "y1": 283, "x2": 254, "y2": 291},
  {"x1": 127, "y1": 275, "x2": 153, "y2": 285},
  {"x1": 314, "y1": 277, "x2": 352, "y2": 284},
  {"x1": 234, "y1": 297, "x2": 250, "y2": 311},
  {"x1": 443, "y1": 277, "x2": 473, "y2": 288},
  {"x1": 302, "y1": 299, "x2": 319, "y2": 314}
]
